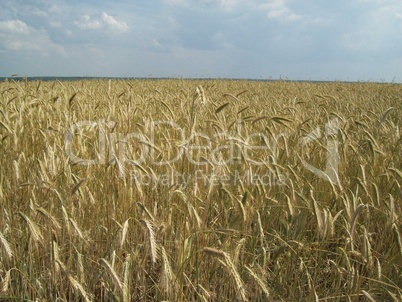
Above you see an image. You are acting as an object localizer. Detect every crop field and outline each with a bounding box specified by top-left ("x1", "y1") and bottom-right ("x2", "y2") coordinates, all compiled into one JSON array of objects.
[{"x1": 0, "y1": 78, "x2": 401, "y2": 301}]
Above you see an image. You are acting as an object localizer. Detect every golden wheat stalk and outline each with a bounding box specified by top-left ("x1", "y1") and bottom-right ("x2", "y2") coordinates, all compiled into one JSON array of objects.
[
  {"x1": 56, "y1": 259, "x2": 92, "y2": 302},
  {"x1": 69, "y1": 218, "x2": 85, "y2": 240},
  {"x1": 392, "y1": 223, "x2": 402, "y2": 256},
  {"x1": 245, "y1": 266, "x2": 270, "y2": 298},
  {"x1": 61, "y1": 205, "x2": 71, "y2": 234},
  {"x1": 140, "y1": 219, "x2": 159, "y2": 263},
  {"x1": 137, "y1": 203, "x2": 155, "y2": 221},
  {"x1": 233, "y1": 238, "x2": 246, "y2": 267},
  {"x1": 197, "y1": 283, "x2": 213, "y2": 302},
  {"x1": 362, "y1": 226, "x2": 373, "y2": 268},
  {"x1": 1, "y1": 270, "x2": 11, "y2": 293},
  {"x1": 350, "y1": 204, "x2": 366, "y2": 241},
  {"x1": 236, "y1": 196, "x2": 246, "y2": 223},
  {"x1": 120, "y1": 219, "x2": 129, "y2": 249},
  {"x1": 122, "y1": 253, "x2": 131, "y2": 302},
  {"x1": 99, "y1": 258, "x2": 123, "y2": 294},
  {"x1": 256, "y1": 210, "x2": 265, "y2": 247},
  {"x1": 202, "y1": 247, "x2": 225, "y2": 258},
  {"x1": 50, "y1": 239, "x2": 60, "y2": 279},
  {"x1": 36, "y1": 206, "x2": 61, "y2": 230},
  {"x1": 0, "y1": 231, "x2": 13, "y2": 259},
  {"x1": 222, "y1": 252, "x2": 247, "y2": 301},
  {"x1": 160, "y1": 246, "x2": 176, "y2": 295},
  {"x1": 18, "y1": 212, "x2": 43, "y2": 243},
  {"x1": 12, "y1": 159, "x2": 19, "y2": 180},
  {"x1": 77, "y1": 251, "x2": 85, "y2": 284},
  {"x1": 173, "y1": 189, "x2": 201, "y2": 229},
  {"x1": 378, "y1": 107, "x2": 394, "y2": 128},
  {"x1": 203, "y1": 247, "x2": 247, "y2": 301},
  {"x1": 311, "y1": 193, "x2": 324, "y2": 238},
  {"x1": 376, "y1": 258, "x2": 382, "y2": 281},
  {"x1": 362, "y1": 290, "x2": 377, "y2": 302}
]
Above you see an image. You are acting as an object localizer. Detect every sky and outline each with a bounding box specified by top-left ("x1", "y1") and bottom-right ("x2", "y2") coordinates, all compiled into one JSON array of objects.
[{"x1": 1, "y1": 0, "x2": 402, "y2": 82}]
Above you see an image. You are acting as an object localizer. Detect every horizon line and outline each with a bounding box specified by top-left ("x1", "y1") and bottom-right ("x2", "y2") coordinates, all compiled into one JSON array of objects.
[{"x1": 1, "y1": 75, "x2": 401, "y2": 84}]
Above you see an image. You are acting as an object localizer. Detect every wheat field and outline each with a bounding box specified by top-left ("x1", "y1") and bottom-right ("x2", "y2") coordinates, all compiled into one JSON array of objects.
[{"x1": 0, "y1": 78, "x2": 401, "y2": 301}]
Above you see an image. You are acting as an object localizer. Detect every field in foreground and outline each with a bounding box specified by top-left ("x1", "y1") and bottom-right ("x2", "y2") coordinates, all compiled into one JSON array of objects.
[{"x1": 0, "y1": 79, "x2": 401, "y2": 301}]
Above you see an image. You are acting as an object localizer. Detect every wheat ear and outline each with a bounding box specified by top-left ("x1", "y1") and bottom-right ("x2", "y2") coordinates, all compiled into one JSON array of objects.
[{"x1": 140, "y1": 219, "x2": 159, "y2": 263}]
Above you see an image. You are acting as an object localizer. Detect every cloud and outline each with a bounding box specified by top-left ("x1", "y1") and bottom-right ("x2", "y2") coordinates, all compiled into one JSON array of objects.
[
  {"x1": 259, "y1": 0, "x2": 302, "y2": 21},
  {"x1": 101, "y1": 12, "x2": 129, "y2": 32},
  {"x1": 75, "y1": 15, "x2": 102, "y2": 30},
  {"x1": 74, "y1": 12, "x2": 129, "y2": 33},
  {"x1": 0, "y1": 19, "x2": 65, "y2": 54},
  {"x1": 0, "y1": 0, "x2": 401, "y2": 81},
  {"x1": 337, "y1": 2, "x2": 402, "y2": 56},
  {"x1": 0, "y1": 19, "x2": 30, "y2": 34}
]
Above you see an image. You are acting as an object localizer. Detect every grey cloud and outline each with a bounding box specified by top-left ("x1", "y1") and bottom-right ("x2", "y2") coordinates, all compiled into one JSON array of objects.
[{"x1": 0, "y1": 0, "x2": 401, "y2": 81}]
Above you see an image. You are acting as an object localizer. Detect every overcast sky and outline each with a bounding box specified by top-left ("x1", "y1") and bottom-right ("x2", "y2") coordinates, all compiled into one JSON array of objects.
[{"x1": 1, "y1": 0, "x2": 401, "y2": 81}]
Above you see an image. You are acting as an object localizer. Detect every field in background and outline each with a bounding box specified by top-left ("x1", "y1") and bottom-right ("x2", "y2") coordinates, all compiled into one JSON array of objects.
[{"x1": 0, "y1": 78, "x2": 401, "y2": 301}]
